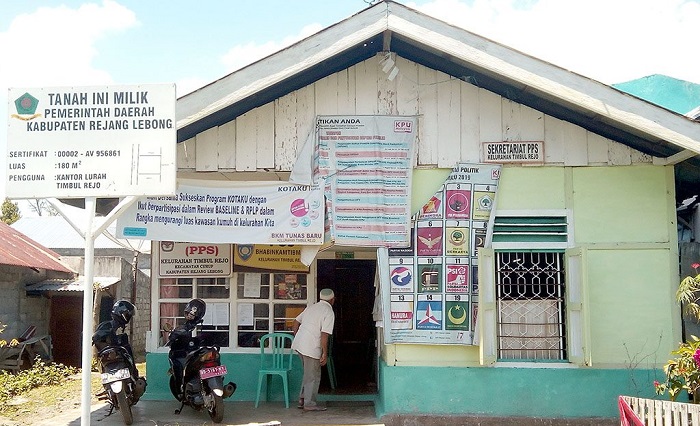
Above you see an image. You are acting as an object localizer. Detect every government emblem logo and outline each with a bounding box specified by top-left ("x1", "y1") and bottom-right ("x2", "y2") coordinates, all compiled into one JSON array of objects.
[{"x1": 11, "y1": 92, "x2": 41, "y2": 121}]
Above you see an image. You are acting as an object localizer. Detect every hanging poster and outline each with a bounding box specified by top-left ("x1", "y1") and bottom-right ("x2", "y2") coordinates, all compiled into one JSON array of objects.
[
  {"x1": 314, "y1": 115, "x2": 416, "y2": 248},
  {"x1": 116, "y1": 179, "x2": 324, "y2": 245},
  {"x1": 383, "y1": 162, "x2": 500, "y2": 344}
]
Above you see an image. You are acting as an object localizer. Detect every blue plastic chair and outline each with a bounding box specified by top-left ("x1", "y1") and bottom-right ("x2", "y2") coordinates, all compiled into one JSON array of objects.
[{"x1": 255, "y1": 332, "x2": 294, "y2": 408}]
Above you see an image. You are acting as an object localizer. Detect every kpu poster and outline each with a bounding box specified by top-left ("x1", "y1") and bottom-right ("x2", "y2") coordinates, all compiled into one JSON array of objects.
[
  {"x1": 314, "y1": 115, "x2": 416, "y2": 248},
  {"x1": 383, "y1": 163, "x2": 500, "y2": 344}
]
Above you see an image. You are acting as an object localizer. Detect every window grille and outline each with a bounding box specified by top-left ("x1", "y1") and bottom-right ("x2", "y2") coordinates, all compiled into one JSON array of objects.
[{"x1": 495, "y1": 251, "x2": 566, "y2": 360}]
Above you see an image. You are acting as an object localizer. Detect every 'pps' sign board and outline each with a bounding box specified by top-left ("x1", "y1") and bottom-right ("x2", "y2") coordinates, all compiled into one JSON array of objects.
[
  {"x1": 159, "y1": 242, "x2": 232, "y2": 277},
  {"x1": 6, "y1": 84, "x2": 177, "y2": 199}
]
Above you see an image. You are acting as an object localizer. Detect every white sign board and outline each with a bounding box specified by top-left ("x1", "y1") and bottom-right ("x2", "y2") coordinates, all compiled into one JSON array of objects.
[
  {"x1": 482, "y1": 141, "x2": 544, "y2": 164},
  {"x1": 116, "y1": 180, "x2": 325, "y2": 245},
  {"x1": 6, "y1": 84, "x2": 177, "y2": 198}
]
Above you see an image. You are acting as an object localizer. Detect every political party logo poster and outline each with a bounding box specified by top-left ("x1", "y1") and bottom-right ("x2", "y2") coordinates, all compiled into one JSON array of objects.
[
  {"x1": 445, "y1": 297, "x2": 470, "y2": 331},
  {"x1": 417, "y1": 221, "x2": 443, "y2": 257},
  {"x1": 416, "y1": 299, "x2": 442, "y2": 330},
  {"x1": 417, "y1": 262, "x2": 442, "y2": 293},
  {"x1": 445, "y1": 184, "x2": 470, "y2": 219},
  {"x1": 472, "y1": 185, "x2": 496, "y2": 221},
  {"x1": 420, "y1": 194, "x2": 443, "y2": 219},
  {"x1": 445, "y1": 221, "x2": 469, "y2": 256},
  {"x1": 446, "y1": 264, "x2": 469, "y2": 293},
  {"x1": 389, "y1": 264, "x2": 414, "y2": 293},
  {"x1": 383, "y1": 163, "x2": 500, "y2": 345},
  {"x1": 472, "y1": 226, "x2": 487, "y2": 257},
  {"x1": 390, "y1": 294, "x2": 414, "y2": 329}
]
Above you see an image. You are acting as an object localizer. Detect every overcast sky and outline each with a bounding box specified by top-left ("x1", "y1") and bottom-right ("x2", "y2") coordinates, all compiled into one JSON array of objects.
[{"x1": 1, "y1": 0, "x2": 699, "y2": 207}]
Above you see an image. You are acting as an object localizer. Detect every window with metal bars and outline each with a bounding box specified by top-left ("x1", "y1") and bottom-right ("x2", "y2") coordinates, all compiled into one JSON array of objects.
[{"x1": 495, "y1": 251, "x2": 566, "y2": 361}]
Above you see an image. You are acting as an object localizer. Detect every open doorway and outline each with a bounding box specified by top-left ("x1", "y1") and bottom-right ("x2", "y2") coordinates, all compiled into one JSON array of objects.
[{"x1": 316, "y1": 258, "x2": 377, "y2": 395}]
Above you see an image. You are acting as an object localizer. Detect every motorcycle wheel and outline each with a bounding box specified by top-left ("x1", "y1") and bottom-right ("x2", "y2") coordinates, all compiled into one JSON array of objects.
[
  {"x1": 208, "y1": 394, "x2": 224, "y2": 423},
  {"x1": 116, "y1": 390, "x2": 133, "y2": 425},
  {"x1": 169, "y1": 375, "x2": 180, "y2": 400}
]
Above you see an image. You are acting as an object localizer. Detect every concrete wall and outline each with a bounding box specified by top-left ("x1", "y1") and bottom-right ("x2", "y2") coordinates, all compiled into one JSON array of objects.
[{"x1": 0, "y1": 264, "x2": 71, "y2": 341}]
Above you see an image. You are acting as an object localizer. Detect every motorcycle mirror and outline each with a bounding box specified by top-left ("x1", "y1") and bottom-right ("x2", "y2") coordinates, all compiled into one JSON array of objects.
[{"x1": 162, "y1": 323, "x2": 173, "y2": 332}]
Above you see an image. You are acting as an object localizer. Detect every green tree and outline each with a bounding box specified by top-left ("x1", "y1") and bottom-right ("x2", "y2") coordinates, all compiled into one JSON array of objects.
[{"x1": 1, "y1": 198, "x2": 20, "y2": 224}]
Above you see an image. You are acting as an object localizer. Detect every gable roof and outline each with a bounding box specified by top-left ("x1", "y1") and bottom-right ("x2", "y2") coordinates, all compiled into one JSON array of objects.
[
  {"x1": 0, "y1": 220, "x2": 74, "y2": 274},
  {"x1": 176, "y1": 0, "x2": 700, "y2": 199}
]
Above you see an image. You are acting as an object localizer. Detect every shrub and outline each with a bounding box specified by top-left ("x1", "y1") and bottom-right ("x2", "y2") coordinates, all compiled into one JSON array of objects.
[{"x1": 0, "y1": 356, "x2": 78, "y2": 407}]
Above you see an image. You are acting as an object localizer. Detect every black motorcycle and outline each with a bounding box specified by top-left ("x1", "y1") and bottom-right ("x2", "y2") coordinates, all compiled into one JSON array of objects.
[
  {"x1": 165, "y1": 299, "x2": 236, "y2": 423},
  {"x1": 92, "y1": 300, "x2": 147, "y2": 425}
]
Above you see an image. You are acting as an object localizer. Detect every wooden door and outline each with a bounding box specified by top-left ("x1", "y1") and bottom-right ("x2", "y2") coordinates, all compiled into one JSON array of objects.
[{"x1": 50, "y1": 295, "x2": 83, "y2": 367}]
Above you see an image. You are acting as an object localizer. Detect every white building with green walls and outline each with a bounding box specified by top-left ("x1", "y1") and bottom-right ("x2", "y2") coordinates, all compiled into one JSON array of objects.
[{"x1": 133, "y1": 1, "x2": 700, "y2": 424}]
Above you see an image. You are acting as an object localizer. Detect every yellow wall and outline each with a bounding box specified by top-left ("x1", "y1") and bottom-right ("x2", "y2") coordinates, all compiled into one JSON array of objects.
[{"x1": 386, "y1": 164, "x2": 680, "y2": 368}]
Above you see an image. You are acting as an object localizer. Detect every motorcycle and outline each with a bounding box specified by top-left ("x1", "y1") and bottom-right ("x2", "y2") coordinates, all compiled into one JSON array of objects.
[
  {"x1": 92, "y1": 300, "x2": 147, "y2": 425},
  {"x1": 165, "y1": 298, "x2": 236, "y2": 423}
]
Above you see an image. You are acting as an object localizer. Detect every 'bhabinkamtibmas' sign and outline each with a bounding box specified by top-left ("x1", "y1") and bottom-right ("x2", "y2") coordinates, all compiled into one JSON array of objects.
[{"x1": 6, "y1": 84, "x2": 176, "y2": 199}]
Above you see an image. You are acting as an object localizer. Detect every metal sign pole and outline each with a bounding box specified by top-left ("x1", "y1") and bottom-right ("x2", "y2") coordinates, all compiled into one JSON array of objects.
[{"x1": 81, "y1": 197, "x2": 96, "y2": 426}]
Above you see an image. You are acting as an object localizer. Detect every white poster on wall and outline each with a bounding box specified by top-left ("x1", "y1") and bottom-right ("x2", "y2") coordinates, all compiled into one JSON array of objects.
[{"x1": 314, "y1": 115, "x2": 416, "y2": 248}]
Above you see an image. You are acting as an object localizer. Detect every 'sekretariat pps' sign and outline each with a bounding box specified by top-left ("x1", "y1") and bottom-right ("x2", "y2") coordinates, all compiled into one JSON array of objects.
[{"x1": 482, "y1": 141, "x2": 544, "y2": 164}]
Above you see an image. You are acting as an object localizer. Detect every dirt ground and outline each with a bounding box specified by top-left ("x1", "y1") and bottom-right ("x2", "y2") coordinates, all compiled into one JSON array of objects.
[{"x1": 0, "y1": 371, "x2": 107, "y2": 426}]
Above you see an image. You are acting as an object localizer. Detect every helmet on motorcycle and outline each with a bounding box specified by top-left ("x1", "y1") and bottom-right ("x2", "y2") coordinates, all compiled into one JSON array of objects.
[
  {"x1": 184, "y1": 298, "x2": 206, "y2": 323},
  {"x1": 111, "y1": 300, "x2": 136, "y2": 327}
]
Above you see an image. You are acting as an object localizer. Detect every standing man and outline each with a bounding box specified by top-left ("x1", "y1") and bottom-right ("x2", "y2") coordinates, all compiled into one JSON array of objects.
[{"x1": 291, "y1": 288, "x2": 335, "y2": 411}]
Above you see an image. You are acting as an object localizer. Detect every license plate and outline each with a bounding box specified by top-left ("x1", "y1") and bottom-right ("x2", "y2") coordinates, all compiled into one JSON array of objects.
[
  {"x1": 101, "y1": 368, "x2": 130, "y2": 384},
  {"x1": 200, "y1": 365, "x2": 227, "y2": 379}
]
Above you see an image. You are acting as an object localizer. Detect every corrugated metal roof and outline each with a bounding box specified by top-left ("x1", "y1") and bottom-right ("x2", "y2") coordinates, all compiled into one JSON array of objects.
[
  {"x1": 25, "y1": 276, "x2": 120, "y2": 293},
  {"x1": 0, "y1": 220, "x2": 74, "y2": 273}
]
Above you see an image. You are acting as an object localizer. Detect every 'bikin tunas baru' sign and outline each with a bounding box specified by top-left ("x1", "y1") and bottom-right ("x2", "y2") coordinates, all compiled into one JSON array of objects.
[{"x1": 6, "y1": 84, "x2": 176, "y2": 198}]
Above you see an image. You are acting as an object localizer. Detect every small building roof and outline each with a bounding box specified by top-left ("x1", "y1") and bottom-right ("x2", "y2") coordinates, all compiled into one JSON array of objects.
[
  {"x1": 25, "y1": 276, "x2": 120, "y2": 294},
  {"x1": 0, "y1": 220, "x2": 74, "y2": 273},
  {"x1": 613, "y1": 74, "x2": 700, "y2": 116}
]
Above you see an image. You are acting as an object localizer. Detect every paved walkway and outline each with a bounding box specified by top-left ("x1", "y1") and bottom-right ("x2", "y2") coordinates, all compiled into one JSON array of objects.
[{"x1": 32, "y1": 400, "x2": 383, "y2": 426}]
